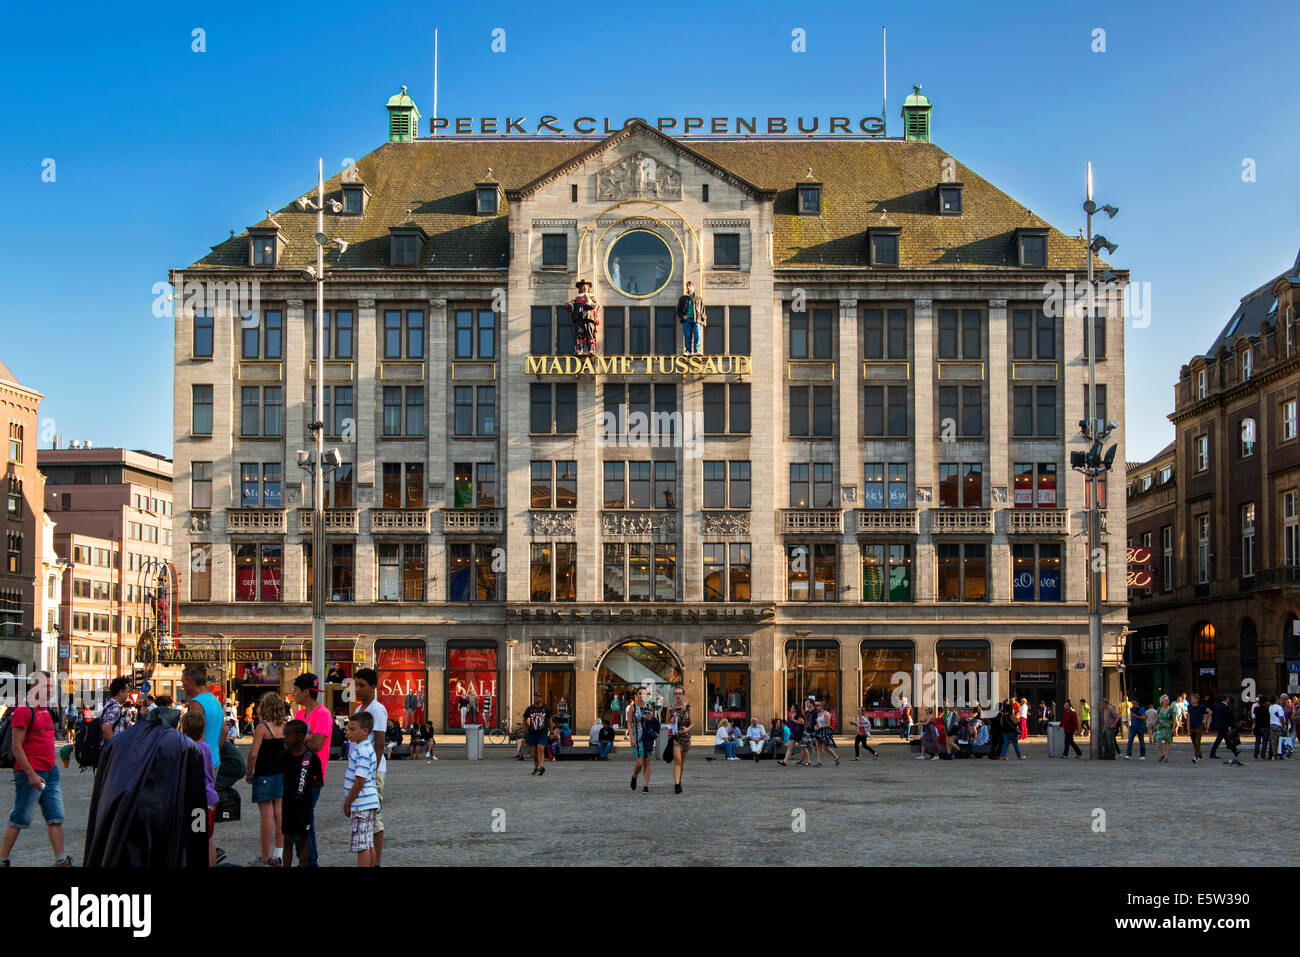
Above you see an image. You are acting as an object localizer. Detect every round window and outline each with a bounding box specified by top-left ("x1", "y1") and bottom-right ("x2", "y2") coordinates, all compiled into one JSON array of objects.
[{"x1": 605, "y1": 229, "x2": 673, "y2": 298}]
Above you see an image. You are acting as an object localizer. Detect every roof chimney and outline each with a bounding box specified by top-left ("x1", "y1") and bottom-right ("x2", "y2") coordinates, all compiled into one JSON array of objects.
[{"x1": 386, "y1": 86, "x2": 420, "y2": 143}]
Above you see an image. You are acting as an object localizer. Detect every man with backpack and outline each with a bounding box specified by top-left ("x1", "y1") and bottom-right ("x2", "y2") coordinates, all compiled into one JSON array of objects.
[
  {"x1": 0, "y1": 671, "x2": 72, "y2": 866},
  {"x1": 101, "y1": 677, "x2": 132, "y2": 744}
]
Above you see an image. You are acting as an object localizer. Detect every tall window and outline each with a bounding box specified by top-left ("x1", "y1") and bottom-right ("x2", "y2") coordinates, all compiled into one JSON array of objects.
[
  {"x1": 191, "y1": 462, "x2": 212, "y2": 509},
  {"x1": 193, "y1": 311, "x2": 214, "y2": 357},
  {"x1": 530, "y1": 461, "x2": 577, "y2": 509},
  {"x1": 1241, "y1": 417, "x2": 1256, "y2": 457},
  {"x1": 1081, "y1": 309, "x2": 1106, "y2": 359},
  {"x1": 1197, "y1": 514, "x2": 1211, "y2": 584},
  {"x1": 541, "y1": 234, "x2": 567, "y2": 266},
  {"x1": 1284, "y1": 491, "x2": 1299, "y2": 566},
  {"x1": 381, "y1": 463, "x2": 424, "y2": 508},
  {"x1": 453, "y1": 463, "x2": 497, "y2": 508},
  {"x1": 1012, "y1": 385, "x2": 1056, "y2": 436},
  {"x1": 603, "y1": 544, "x2": 676, "y2": 601},
  {"x1": 1161, "y1": 525, "x2": 1173, "y2": 590},
  {"x1": 1011, "y1": 308, "x2": 1056, "y2": 360},
  {"x1": 864, "y1": 385, "x2": 907, "y2": 436},
  {"x1": 378, "y1": 543, "x2": 426, "y2": 601},
  {"x1": 713, "y1": 233, "x2": 740, "y2": 267},
  {"x1": 7, "y1": 532, "x2": 23, "y2": 574},
  {"x1": 530, "y1": 383, "x2": 577, "y2": 434},
  {"x1": 790, "y1": 308, "x2": 834, "y2": 359},
  {"x1": 314, "y1": 309, "x2": 354, "y2": 359},
  {"x1": 1083, "y1": 384, "x2": 1108, "y2": 432},
  {"x1": 938, "y1": 386, "x2": 982, "y2": 437},
  {"x1": 380, "y1": 386, "x2": 425, "y2": 436},
  {"x1": 702, "y1": 384, "x2": 750, "y2": 434},
  {"x1": 532, "y1": 306, "x2": 575, "y2": 355},
  {"x1": 863, "y1": 308, "x2": 907, "y2": 360},
  {"x1": 328, "y1": 544, "x2": 355, "y2": 602},
  {"x1": 863, "y1": 463, "x2": 908, "y2": 509},
  {"x1": 448, "y1": 543, "x2": 499, "y2": 601},
  {"x1": 936, "y1": 543, "x2": 987, "y2": 601},
  {"x1": 1241, "y1": 503, "x2": 1256, "y2": 578},
  {"x1": 861, "y1": 544, "x2": 912, "y2": 601},
  {"x1": 1195, "y1": 434, "x2": 1209, "y2": 472},
  {"x1": 790, "y1": 386, "x2": 833, "y2": 436},
  {"x1": 234, "y1": 543, "x2": 283, "y2": 602},
  {"x1": 786, "y1": 544, "x2": 837, "y2": 602},
  {"x1": 7, "y1": 477, "x2": 21, "y2": 519},
  {"x1": 702, "y1": 461, "x2": 751, "y2": 509},
  {"x1": 1283, "y1": 399, "x2": 1298, "y2": 441},
  {"x1": 1012, "y1": 544, "x2": 1062, "y2": 601},
  {"x1": 242, "y1": 309, "x2": 282, "y2": 359},
  {"x1": 703, "y1": 543, "x2": 752, "y2": 601},
  {"x1": 702, "y1": 306, "x2": 751, "y2": 356},
  {"x1": 383, "y1": 309, "x2": 425, "y2": 358},
  {"x1": 191, "y1": 385, "x2": 213, "y2": 435},
  {"x1": 190, "y1": 545, "x2": 211, "y2": 601},
  {"x1": 454, "y1": 309, "x2": 496, "y2": 359},
  {"x1": 789, "y1": 463, "x2": 834, "y2": 508},
  {"x1": 530, "y1": 543, "x2": 578, "y2": 602},
  {"x1": 937, "y1": 308, "x2": 982, "y2": 360},
  {"x1": 239, "y1": 463, "x2": 282, "y2": 508},
  {"x1": 938, "y1": 462, "x2": 982, "y2": 508},
  {"x1": 322, "y1": 385, "x2": 354, "y2": 437},
  {"x1": 240, "y1": 386, "x2": 283, "y2": 436},
  {"x1": 603, "y1": 461, "x2": 676, "y2": 509}
]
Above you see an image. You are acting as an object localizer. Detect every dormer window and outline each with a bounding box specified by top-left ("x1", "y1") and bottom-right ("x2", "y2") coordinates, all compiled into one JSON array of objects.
[
  {"x1": 248, "y1": 226, "x2": 284, "y2": 267},
  {"x1": 476, "y1": 183, "x2": 499, "y2": 216},
  {"x1": 868, "y1": 227, "x2": 901, "y2": 267},
  {"x1": 342, "y1": 185, "x2": 368, "y2": 214},
  {"x1": 1015, "y1": 228, "x2": 1049, "y2": 267},
  {"x1": 1196, "y1": 369, "x2": 1208, "y2": 399},
  {"x1": 797, "y1": 182, "x2": 822, "y2": 216},
  {"x1": 938, "y1": 183, "x2": 963, "y2": 215},
  {"x1": 389, "y1": 224, "x2": 427, "y2": 267}
]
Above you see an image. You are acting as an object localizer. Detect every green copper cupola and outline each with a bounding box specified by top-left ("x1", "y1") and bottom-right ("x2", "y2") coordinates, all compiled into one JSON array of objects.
[
  {"x1": 386, "y1": 85, "x2": 421, "y2": 142},
  {"x1": 901, "y1": 84, "x2": 932, "y2": 142}
]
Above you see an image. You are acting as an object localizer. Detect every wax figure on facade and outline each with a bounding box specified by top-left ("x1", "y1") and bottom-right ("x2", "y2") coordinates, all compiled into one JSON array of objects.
[
  {"x1": 566, "y1": 280, "x2": 600, "y2": 355},
  {"x1": 676, "y1": 281, "x2": 706, "y2": 355}
]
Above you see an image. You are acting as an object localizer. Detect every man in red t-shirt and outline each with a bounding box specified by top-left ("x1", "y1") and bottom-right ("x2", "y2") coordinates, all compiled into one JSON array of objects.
[{"x1": 1, "y1": 671, "x2": 72, "y2": 866}]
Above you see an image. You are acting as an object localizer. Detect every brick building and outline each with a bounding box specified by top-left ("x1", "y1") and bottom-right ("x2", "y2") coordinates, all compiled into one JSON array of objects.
[
  {"x1": 1127, "y1": 249, "x2": 1300, "y2": 704},
  {"x1": 170, "y1": 87, "x2": 1129, "y2": 732},
  {"x1": 1, "y1": 359, "x2": 45, "y2": 672},
  {"x1": 38, "y1": 447, "x2": 177, "y2": 699}
]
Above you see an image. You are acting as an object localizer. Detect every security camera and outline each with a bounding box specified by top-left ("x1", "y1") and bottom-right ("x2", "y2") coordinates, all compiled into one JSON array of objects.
[
  {"x1": 336, "y1": 239, "x2": 349, "y2": 254},
  {"x1": 323, "y1": 448, "x2": 342, "y2": 469},
  {"x1": 296, "y1": 450, "x2": 311, "y2": 469},
  {"x1": 327, "y1": 199, "x2": 344, "y2": 213},
  {"x1": 295, "y1": 197, "x2": 319, "y2": 212},
  {"x1": 299, "y1": 267, "x2": 317, "y2": 281}
]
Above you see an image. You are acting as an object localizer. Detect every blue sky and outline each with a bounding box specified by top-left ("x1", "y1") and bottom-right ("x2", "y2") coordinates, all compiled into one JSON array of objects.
[{"x1": 1, "y1": 0, "x2": 1297, "y2": 462}]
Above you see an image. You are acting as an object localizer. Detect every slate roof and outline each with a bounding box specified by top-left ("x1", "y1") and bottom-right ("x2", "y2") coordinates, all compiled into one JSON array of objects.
[
  {"x1": 186, "y1": 121, "x2": 1099, "y2": 273},
  {"x1": 1200, "y1": 250, "x2": 1300, "y2": 357}
]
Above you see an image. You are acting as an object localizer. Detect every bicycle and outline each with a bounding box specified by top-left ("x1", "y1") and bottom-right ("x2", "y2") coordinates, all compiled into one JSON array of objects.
[{"x1": 486, "y1": 723, "x2": 525, "y2": 746}]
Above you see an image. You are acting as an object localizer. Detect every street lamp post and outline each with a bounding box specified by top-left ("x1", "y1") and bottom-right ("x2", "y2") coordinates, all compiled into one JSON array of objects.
[
  {"x1": 297, "y1": 159, "x2": 349, "y2": 685},
  {"x1": 1078, "y1": 162, "x2": 1119, "y2": 759}
]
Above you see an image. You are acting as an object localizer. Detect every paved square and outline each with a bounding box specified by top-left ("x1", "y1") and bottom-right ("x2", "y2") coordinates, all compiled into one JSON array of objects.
[{"x1": 4, "y1": 738, "x2": 1289, "y2": 867}]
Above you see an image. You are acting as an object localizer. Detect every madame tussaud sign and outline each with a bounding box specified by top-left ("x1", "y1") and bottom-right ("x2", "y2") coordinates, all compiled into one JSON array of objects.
[{"x1": 525, "y1": 354, "x2": 751, "y2": 376}]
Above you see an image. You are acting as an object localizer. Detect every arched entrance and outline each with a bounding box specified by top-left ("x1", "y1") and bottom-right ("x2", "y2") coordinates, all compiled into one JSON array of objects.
[{"x1": 596, "y1": 639, "x2": 682, "y2": 730}]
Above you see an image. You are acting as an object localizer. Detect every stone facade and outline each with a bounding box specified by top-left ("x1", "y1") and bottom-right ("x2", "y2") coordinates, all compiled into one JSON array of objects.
[
  {"x1": 170, "y1": 97, "x2": 1128, "y2": 733},
  {"x1": 1, "y1": 360, "x2": 44, "y2": 671}
]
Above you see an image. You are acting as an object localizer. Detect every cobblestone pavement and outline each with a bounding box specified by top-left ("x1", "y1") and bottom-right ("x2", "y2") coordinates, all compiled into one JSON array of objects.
[{"x1": 6, "y1": 738, "x2": 1291, "y2": 867}]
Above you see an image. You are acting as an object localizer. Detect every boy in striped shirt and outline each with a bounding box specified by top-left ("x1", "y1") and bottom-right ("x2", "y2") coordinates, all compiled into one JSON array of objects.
[{"x1": 343, "y1": 712, "x2": 380, "y2": 867}]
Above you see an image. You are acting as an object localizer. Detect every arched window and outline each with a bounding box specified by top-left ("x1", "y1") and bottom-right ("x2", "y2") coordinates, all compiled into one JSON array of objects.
[{"x1": 1192, "y1": 623, "x2": 1216, "y2": 661}]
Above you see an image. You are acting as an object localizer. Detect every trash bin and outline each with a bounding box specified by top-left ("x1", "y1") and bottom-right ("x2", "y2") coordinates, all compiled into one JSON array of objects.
[
  {"x1": 1045, "y1": 721, "x2": 1064, "y2": 757},
  {"x1": 464, "y1": 725, "x2": 484, "y2": 761}
]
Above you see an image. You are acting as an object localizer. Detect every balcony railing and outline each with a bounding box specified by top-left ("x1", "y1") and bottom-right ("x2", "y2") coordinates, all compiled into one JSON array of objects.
[
  {"x1": 1008, "y1": 509, "x2": 1069, "y2": 535},
  {"x1": 369, "y1": 508, "x2": 431, "y2": 534},
  {"x1": 1255, "y1": 565, "x2": 1300, "y2": 589},
  {"x1": 930, "y1": 508, "x2": 992, "y2": 534},
  {"x1": 226, "y1": 508, "x2": 286, "y2": 534},
  {"x1": 856, "y1": 508, "x2": 919, "y2": 534},
  {"x1": 781, "y1": 508, "x2": 843, "y2": 534},
  {"x1": 442, "y1": 508, "x2": 504, "y2": 534},
  {"x1": 295, "y1": 509, "x2": 359, "y2": 534}
]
